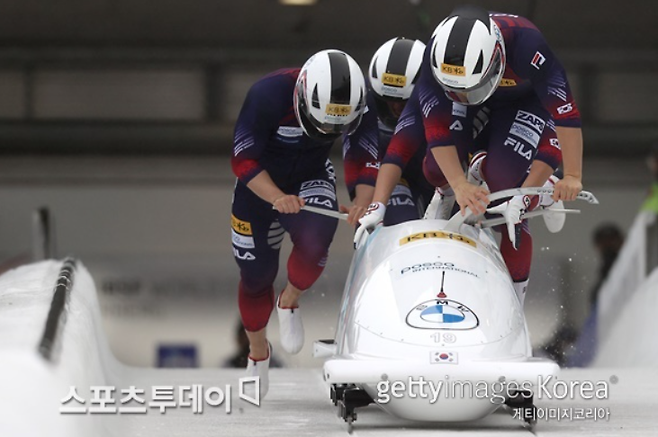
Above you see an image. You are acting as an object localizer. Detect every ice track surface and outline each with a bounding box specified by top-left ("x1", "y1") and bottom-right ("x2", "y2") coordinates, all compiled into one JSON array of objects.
[{"x1": 1, "y1": 260, "x2": 656, "y2": 436}]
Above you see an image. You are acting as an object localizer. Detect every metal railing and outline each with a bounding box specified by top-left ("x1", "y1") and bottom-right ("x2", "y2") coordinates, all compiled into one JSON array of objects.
[
  {"x1": 38, "y1": 257, "x2": 78, "y2": 362},
  {"x1": 32, "y1": 207, "x2": 55, "y2": 261}
]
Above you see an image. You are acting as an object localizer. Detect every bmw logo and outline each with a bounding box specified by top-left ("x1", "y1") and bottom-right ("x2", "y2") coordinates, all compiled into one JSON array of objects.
[
  {"x1": 420, "y1": 304, "x2": 465, "y2": 323},
  {"x1": 406, "y1": 299, "x2": 479, "y2": 330}
]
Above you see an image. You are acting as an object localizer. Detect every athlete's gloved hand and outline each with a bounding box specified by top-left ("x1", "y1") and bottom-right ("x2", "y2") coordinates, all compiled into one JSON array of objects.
[
  {"x1": 353, "y1": 202, "x2": 386, "y2": 249},
  {"x1": 486, "y1": 195, "x2": 530, "y2": 250}
]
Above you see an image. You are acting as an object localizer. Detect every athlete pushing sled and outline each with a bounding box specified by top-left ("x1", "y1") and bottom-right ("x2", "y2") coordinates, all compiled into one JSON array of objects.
[
  {"x1": 318, "y1": 4, "x2": 592, "y2": 430},
  {"x1": 358, "y1": 5, "x2": 585, "y2": 308}
]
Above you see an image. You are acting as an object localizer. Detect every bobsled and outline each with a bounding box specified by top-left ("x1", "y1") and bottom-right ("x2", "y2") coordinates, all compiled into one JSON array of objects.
[{"x1": 313, "y1": 187, "x2": 598, "y2": 428}]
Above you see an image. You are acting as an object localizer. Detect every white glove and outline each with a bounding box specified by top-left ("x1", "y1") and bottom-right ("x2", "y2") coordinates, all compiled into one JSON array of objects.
[
  {"x1": 354, "y1": 202, "x2": 386, "y2": 249},
  {"x1": 486, "y1": 195, "x2": 530, "y2": 250}
]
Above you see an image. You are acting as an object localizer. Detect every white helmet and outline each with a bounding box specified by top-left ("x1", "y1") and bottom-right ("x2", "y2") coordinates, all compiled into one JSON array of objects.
[
  {"x1": 294, "y1": 49, "x2": 366, "y2": 141},
  {"x1": 430, "y1": 5, "x2": 505, "y2": 105},
  {"x1": 369, "y1": 37, "x2": 426, "y2": 128}
]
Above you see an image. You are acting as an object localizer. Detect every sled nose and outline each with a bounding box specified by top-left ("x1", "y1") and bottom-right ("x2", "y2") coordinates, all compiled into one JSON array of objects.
[{"x1": 313, "y1": 339, "x2": 337, "y2": 358}]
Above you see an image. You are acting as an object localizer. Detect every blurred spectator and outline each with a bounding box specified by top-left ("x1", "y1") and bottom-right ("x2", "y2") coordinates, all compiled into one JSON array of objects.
[
  {"x1": 641, "y1": 144, "x2": 658, "y2": 213},
  {"x1": 222, "y1": 321, "x2": 283, "y2": 368},
  {"x1": 564, "y1": 223, "x2": 624, "y2": 367},
  {"x1": 589, "y1": 224, "x2": 625, "y2": 305},
  {"x1": 539, "y1": 223, "x2": 624, "y2": 367}
]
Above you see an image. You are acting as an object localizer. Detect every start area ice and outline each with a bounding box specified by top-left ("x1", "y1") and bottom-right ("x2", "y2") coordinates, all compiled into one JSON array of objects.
[{"x1": 0, "y1": 261, "x2": 656, "y2": 436}]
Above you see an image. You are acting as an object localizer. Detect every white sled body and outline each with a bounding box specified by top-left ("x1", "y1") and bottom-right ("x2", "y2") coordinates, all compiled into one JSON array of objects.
[{"x1": 323, "y1": 218, "x2": 558, "y2": 422}]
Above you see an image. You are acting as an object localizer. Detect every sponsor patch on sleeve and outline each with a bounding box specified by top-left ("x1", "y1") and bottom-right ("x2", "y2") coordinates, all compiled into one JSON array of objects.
[
  {"x1": 530, "y1": 51, "x2": 546, "y2": 69},
  {"x1": 556, "y1": 103, "x2": 573, "y2": 114},
  {"x1": 549, "y1": 138, "x2": 561, "y2": 149}
]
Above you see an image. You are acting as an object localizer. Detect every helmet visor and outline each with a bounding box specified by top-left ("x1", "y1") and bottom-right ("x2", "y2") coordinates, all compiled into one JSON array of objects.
[
  {"x1": 316, "y1": 114, "x2": 363, "y2": 137},
  {"x1": 441, "y1": 46, "x2": 504, "y2": 106},
  {"x1": 294, "y1": 79, "x2": 364, "y2": 140},
  {"x1": 296, "y1": 102, "x2": 363, "y2": 142}
]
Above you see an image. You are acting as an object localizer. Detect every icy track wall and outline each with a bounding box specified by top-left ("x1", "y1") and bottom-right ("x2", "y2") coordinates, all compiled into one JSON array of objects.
[
  {"x1": 594, "y1": 211, "x2": 658, "y2": 367},
  {"x1": 594, "y1": 268, "x2": 658, "y2": 366},
  {"x1": 0, "y1": 259, "x2": 126, "y2": 437}
]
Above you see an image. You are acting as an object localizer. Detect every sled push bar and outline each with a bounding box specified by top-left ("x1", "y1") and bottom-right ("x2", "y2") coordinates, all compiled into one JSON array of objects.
[
  {"x1": 478, "y1": 208, "x2": 581, "y2": 228},
  {"x1": 273, "y1": 187, "x2": 599, "y2": 225},
  {"x1": 445, "y1": 187, "x2": 599, "y2": 232},
  {"x1": 300, "y1": 205, "x2": 349, "y2": 220},
  {"x1": 268, "y1": 204, "x2": 349, "y2": 220}
]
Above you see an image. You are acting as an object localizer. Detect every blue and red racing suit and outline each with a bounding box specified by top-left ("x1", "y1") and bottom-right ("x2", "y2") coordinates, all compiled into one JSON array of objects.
[
  {"x1": 343, "y1": 91, "x2": 434, "y2": 225},
  {"x1": 383, "y1": 13, "x2": 578, "y2": 284},
  {"x1": 231, "y1": 68, "x2": 378, "y2": 331}
]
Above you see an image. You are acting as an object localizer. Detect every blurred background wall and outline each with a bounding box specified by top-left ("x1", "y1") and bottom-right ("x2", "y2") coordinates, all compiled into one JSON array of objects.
[{"x1": 0, "y1": 0, "x2": 656, "y2": 368}]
